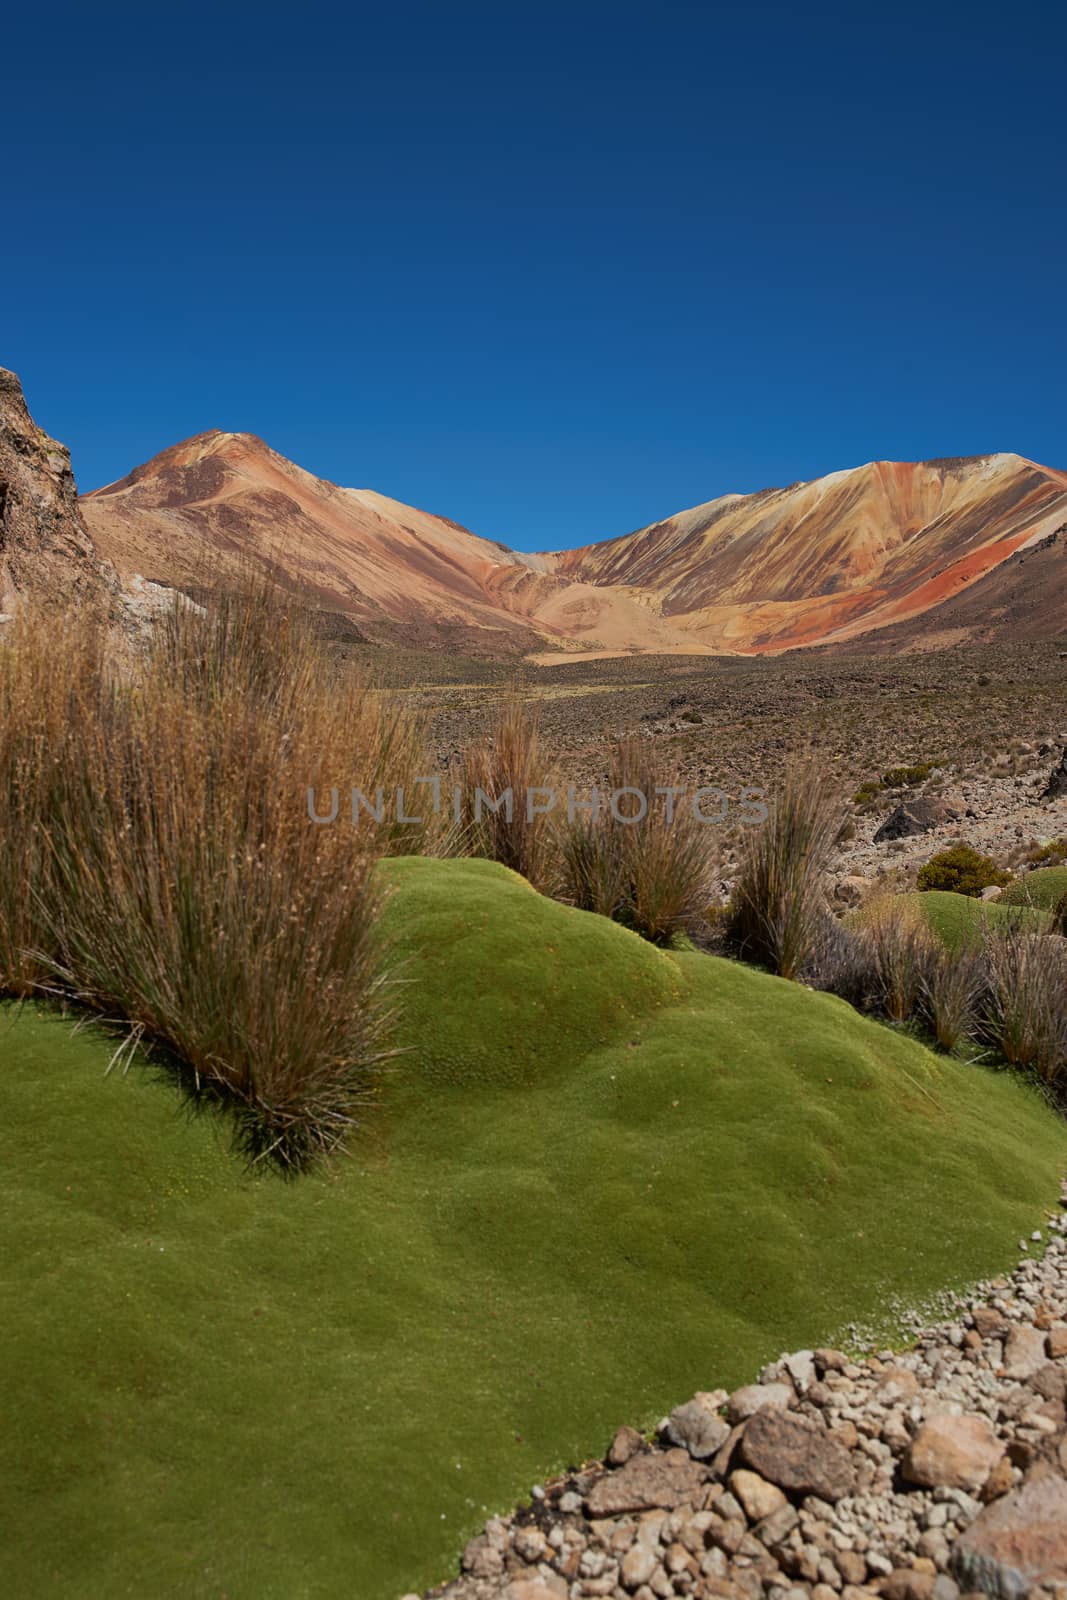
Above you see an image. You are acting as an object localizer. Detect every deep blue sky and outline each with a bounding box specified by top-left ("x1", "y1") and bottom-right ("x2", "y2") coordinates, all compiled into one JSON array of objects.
[{"x1": 5, "y1": 1, "x2": 1065, "y2": 551}]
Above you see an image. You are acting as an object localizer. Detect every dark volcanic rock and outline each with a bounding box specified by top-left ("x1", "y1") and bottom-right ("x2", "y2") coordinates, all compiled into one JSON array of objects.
[
  {"x1": 1039, "y1": 747, "x2": 1067, "y2": 801},
  {"x1": 873, "y1": 794, "x2": 958, "y2": 842}
]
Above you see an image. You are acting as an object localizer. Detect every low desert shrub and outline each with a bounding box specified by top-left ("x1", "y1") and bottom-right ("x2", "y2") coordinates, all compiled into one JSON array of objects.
[
  {"x1": 726, "y1": 763, "x2": 846, "y2": 980},
  {"x1": 852, "y1": 778, "x2": 884, "y2": 806},
  {"x1": 917, "y1": 844, "x2": 1010, "y2": 898},
  {"x1": 1025, "y1": 836, "x2": 1067, "y2": 867},
  {"x1": 853, "y1": 762, "x2": 938, "y2": 806},
  {"x1": 557, "y1": 740, "x2": 714, "y2": 944},
  {"x1": 882, "y1": 762, "x2": 936, "y2": 788}
]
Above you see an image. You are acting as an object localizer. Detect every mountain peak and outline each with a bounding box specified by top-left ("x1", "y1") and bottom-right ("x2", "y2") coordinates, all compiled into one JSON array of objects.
[{"x1": 86, "y1": 429, "x2": 280, "y2": 500}]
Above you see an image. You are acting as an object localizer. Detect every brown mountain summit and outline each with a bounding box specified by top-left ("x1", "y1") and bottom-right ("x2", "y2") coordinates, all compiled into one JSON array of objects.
[
  {"x1": 83, "y1": 430, "x2": 551, "y2": 653},
  {"x1": 81, "y1": 429, "x2": 1067, "y2": 658}
]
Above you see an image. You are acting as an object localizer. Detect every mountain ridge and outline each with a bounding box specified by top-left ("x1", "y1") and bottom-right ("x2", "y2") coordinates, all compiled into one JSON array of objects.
[
  {"x1": 541, "y1": 451, "x2": 1067, "y2": 653},
  {"x1": 75, "y1": 426, "x2": 1067, "y2": 658}
]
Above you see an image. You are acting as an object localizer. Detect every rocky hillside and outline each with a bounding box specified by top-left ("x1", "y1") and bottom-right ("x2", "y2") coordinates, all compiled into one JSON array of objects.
[
  {"x1": 81, "y1": 433, "x2": 1067, "y2": 659},
  {"x1": 810, "y1": 520, "x2": 1067, "y2": 655},
  {"x1": 0, "y1": 368, "x2": 112, "y2": 612}
]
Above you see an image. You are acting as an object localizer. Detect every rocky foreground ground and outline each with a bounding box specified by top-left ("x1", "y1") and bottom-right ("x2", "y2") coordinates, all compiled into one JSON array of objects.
[{"x1": 410, "y1": 1191, "x2": 1067, "y2": 1600}]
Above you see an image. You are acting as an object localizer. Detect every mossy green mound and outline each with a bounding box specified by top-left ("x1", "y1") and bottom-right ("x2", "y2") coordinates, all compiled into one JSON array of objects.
[
  {"x1": 999, "y1": 865, "x2": 1067, "y2": 911},
  {"x1": 916, "y1": 888, "x2": 1050, "y2": 950},
  {"x1": 3, "y1": 857, "x2": 1065, "y2": 1599},
  {"x1": 851, "y1": 889, "x2": 1049, "y2": 951}
]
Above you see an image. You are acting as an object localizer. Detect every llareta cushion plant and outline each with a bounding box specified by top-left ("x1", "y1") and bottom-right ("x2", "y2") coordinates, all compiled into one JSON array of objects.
[{"x1": 3, "y1": 857, "x2": 1065, "y2": 1599}]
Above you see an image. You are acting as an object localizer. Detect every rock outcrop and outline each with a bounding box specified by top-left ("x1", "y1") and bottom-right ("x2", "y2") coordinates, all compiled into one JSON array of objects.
[
  {"x1": 1040, "y1": 750, "x2": 1067, "y2": 803},
  {"x1": 873, "y1": 797, "x2": 960, "y2": 844},
  {"x1": 0, "y1": 367, "x2": 111, "y2": 612}
]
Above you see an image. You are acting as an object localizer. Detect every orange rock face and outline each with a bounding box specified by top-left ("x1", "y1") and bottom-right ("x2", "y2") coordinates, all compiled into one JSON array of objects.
[{"x1": 81, "y1": 434, "x2": 1067, "y2": 657}]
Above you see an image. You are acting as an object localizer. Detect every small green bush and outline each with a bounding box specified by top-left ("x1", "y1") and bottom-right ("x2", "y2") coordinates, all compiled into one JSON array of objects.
[
  {"x1": 882, "y1": 762, "x2": 936, "y2": 788},
  {"x1": 917, "y1": 845, "x2": 1010, "y2": 899}
]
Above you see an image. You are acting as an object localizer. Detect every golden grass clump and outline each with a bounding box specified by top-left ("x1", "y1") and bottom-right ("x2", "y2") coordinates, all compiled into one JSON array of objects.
[
  {"x1": 0, "y1": 606, "x2": 108, "y2": 994},
  {"x1": 0, "y1": 579, "x2": 432, "y2": 1168},
  {"x1": 860, "y1": 892, "x2": 937, "y2": 1024},
  {"x1": 460, "y1": 694, "x2": 556, "y2": 889},
  {"x1": 979, "y1": 923, "x2": 1067, "y2": 1086}
]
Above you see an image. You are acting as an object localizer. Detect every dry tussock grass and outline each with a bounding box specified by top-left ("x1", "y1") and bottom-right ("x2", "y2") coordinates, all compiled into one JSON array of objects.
[
  {"x1": 460, "y1": 695, "x2": 556, "y2": 889},
  {"x1": 727, "y1": 762, "x2": 845, "y2": 979},
  {"x1": 558, "y1": 738, "x2": 714, "y2": 945},
  {"x1": 0, "y1": 580, "x2": 432, "y2": 1168}
]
